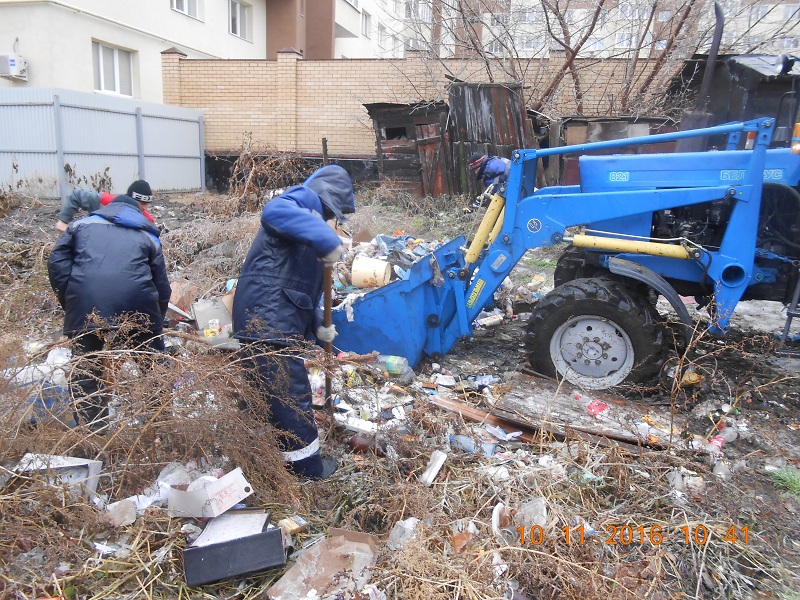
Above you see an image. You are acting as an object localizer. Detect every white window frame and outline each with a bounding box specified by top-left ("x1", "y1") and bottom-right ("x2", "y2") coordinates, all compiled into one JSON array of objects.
[
  {"x1": 584, "y1": 37, "x2": 604, "y2": 54},
  {"x1": 345, "y1": 0, "x2": 359, "y2": 8},
  {"x1": 92, "y1": 41, "x2": 134, "y2": 97},
  {"x1": 229, "y1": 0, "x2": 251, "y2": 40},
  {"x1": 615, "y1": 31, "x2": 634, "y2": 48},
  {"x1": 362, "y1": 11, "x2": 372, "y2": 38},
  {"x1": 657, "y1": 9, "x2": 671, "y2": 21},
  {"x1": 377, "y1": 23, "x2": 387, "y2": 48},
  {"x1": 749, "y1": 5, "x2": 769, "y2": 21},
  {"x1": 171, "y1": 0, "x2": 200, "y2": 19},
  {"x1": 785, "y1": 4, "x2": 800, "y2": 19},
  {"x1": 487, "y1": 38, "x2": 505, "y2": 54}
]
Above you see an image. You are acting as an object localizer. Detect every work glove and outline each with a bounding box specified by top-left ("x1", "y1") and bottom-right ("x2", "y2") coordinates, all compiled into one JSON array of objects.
[
  {"x1": 320, "y1": 245, "x2": 344, "y2": 267},
  {"x1": 316, "y1": 324, "x2": 337, "y2": 344}
]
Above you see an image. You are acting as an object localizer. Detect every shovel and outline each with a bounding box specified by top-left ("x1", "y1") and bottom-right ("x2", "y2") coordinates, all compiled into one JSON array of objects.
[{"x1": 323, "y1": 265, "x2": 334, "y2": 412}]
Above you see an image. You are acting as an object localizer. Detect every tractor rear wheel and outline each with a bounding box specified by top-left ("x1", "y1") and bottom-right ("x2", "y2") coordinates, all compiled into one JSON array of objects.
[{"x1": 525, "y1": 278, "x2": 665, "y2": 389}]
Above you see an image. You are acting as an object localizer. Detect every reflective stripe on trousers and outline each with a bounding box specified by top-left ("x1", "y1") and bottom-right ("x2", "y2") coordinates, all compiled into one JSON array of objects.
[
  {"x1": 241, "y1": 343, "x2": 320, "y2": 458},
  {"x1": 282, "y1": 437, "x2": 320, "y2": 463}
]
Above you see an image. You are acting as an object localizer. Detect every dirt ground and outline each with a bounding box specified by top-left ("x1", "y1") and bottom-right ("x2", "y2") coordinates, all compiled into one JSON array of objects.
[{"x1": 1, "y1": 190, "x2": 799, "y2": 599}]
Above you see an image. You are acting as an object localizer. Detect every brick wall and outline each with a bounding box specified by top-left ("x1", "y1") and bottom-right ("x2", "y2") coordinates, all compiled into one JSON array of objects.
[{"x1": 163, "y1": 50, "x2": 650, "y2": 156}]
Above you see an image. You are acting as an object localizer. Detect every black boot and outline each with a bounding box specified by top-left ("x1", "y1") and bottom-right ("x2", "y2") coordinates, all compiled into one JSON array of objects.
[{"x1": 290, "y1": 454, "x2": 338, "y2": 480}]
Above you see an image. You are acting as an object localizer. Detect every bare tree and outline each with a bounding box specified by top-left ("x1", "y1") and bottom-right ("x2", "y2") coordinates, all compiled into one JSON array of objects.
[{"x1": 386, "y1": 0, "x2": 800, "y2": 119}]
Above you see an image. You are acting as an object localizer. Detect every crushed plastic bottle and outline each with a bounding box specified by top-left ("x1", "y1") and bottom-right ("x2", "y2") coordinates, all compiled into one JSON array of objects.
[{"x1": 374, "y1": 355, "x2": 414, "y2": 384}]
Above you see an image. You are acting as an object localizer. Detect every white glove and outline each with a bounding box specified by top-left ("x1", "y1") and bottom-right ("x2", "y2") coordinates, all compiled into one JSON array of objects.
[
  {"x1": 321, "y1": 245, "x2": 344, "y2": 267},
  {"x1": 316, "y1": 324, "x2": 337, "y2": 344}
]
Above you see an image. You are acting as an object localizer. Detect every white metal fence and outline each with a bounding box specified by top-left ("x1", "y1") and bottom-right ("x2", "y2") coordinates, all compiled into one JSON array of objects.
[{"x1": 0, "y1": 88, "x2": 205, "y2": 200}]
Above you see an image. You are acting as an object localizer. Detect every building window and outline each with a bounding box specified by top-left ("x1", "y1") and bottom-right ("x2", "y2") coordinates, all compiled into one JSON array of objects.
[
  {"x1": 491, "y1": 13, "x2": 509, "y2": 27},
  {"x1": 487, "y1": 38, "x2": 505, "y2": 54},
  {"x1": 514, "y1": 8, "x2": 539, "y2": 22},
  {"x1": 378, "y1": 23, "x2": 387, "y2": 48},
  {"x1": 749, "y1": 5, "x2": 769, "y2": 21},
  {"x1": 615, "y1": 31, "x2": 634, "y2": 48},
  {"x1": 92, "y1": 41, "x2": 133, "y2": 96},
  {"x1": 516, "y1": 34, "x2": 538, "y2": 50},
  {"x1": 657, "y1": 9, "x2": 671, "y2": 21},
  {"x1": 584, "y1": 37, "x2": 604, "y2": 53},
  {"x1": 171, "y1": 0, "x2": 199, "y2": 18},
  {"x1": 784, "y1": 4, "x2": 799, "y2": 19},
  {"x1": 230, "y1": 0, "x2": 250, "y2": 40},
  {"x1": 405, "y1": 0, "x2": 431, "y2": 23},
  {"x1": 345, "y1": 0, "x2": 359, "y2": 8},
  {"x1": 654, "y1": 38, "x2": 668, "y2": 50},
  {"x1": 362, "y1": 11, "x2": 372, "y2": 37}
]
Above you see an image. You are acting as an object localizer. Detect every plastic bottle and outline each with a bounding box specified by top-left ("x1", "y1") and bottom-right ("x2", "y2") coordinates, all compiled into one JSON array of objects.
[
  {"x1": 376, "y1": 355, "x2": 410, "y2": 375},
  {"x1": 476, "y1": 314, "x2": 504, "y2": 328},
  {"x1": 719, "y1": 426, "x2": 738, "y2": 443}
]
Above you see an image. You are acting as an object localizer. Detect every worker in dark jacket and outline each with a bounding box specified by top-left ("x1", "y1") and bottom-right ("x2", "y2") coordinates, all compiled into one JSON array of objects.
[
  {"x1": 233, "y1": 164, "x2": 355, "y2": 480},
  {"x1": 48, "y1": 195, "x2": 172, "y2": 429},
  {"x1": 55, "y1": 179, "x2": 156, "y2": 233}
]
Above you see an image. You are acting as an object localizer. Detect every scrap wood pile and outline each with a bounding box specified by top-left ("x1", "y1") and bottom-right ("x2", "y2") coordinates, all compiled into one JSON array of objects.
[{"x1": 0, "y1": 189, "x2": 798, "y2": 599}]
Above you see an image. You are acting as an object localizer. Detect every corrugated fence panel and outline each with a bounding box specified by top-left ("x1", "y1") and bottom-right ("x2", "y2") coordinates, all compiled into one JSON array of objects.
[
  {"x1": 0, "y1": 152, "x2": 60, "y2": 195},
  {"x1": 0, "y1": 88, "x2": 204, "y2": 199},
  {"x1": 61, "y1": 106, "x2": 138, "y2": 155},
  {"x1": 141, "y1": 114, "x2": 203, "y2": 190},
  {"x1": 66, "y1": 154, "x2": 141, "y2": 187},
  {"x1": 0, "y1": 103, "x2": 56, "y2": 152},
  {"x1": 144, "y1": 157, "x2": 202, "y2": 191}
]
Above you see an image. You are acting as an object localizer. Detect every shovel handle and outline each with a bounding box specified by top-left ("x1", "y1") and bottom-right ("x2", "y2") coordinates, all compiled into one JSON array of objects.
[{"x1": 323, "y1": 266, "x2": 333, "y2": 408}]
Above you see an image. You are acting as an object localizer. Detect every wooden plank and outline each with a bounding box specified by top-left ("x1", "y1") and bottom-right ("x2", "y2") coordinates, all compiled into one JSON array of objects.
[
  {"x1": 495, "y1": 372, "x2": 686, "y2": 450},
  {"x1": 427, "y1": 394, "x2": 648, "y2": 453}
]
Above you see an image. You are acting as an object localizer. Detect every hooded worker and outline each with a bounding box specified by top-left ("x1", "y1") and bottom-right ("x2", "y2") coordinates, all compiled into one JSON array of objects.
[{"x1": 233, "y1": 164, "x2": 355, "y2": 480}]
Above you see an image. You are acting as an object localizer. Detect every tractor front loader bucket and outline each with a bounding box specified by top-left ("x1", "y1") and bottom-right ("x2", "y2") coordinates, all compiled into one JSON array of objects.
[{"x1": 331, "y1": 236, "x2": 468, "y2": 367}]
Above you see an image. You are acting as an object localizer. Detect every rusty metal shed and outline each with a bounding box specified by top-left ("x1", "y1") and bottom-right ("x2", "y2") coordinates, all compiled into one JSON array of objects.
[{"x1": 364, "y1": 82, "x2": 534, "y2": 197}]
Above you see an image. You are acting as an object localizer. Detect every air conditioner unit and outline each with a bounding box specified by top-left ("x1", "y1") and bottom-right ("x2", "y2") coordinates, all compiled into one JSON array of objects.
[{"x1": 0, "y1": 54, "x2": 28, "y2": 80}]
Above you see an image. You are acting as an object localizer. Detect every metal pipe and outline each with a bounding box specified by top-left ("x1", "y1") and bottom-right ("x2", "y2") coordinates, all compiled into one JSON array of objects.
[
  {"x1": 567, "y1": 233, "x2": 692, "y2": 259},
  {"x1": 487, "y1": 207, "x2": 505, "y2": 247},
  {"x1": 465, "y1": 194, "x2": 505, "y2": 264}
]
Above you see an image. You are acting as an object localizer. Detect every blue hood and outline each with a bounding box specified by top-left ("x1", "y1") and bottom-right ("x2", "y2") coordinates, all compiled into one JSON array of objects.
[{"x1": 303, "y1": 165, "x2": 355, "y2": 222}]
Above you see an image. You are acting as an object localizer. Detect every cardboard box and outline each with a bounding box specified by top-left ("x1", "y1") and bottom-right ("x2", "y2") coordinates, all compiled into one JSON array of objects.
[
  {"x1": 183, "y1": 510, "x2": 285, "y2": 586},
  {"x1": 168, "y1": 467, "x2": 253, "y2": 518},
  {"x1": 12, "y1": 453, "x2": 103, "y2": 500}
]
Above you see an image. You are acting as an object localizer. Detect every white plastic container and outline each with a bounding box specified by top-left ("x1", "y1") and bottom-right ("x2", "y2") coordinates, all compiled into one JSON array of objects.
[{"x1": 351, "y1": 255, "x2": 392, "y2": 288}]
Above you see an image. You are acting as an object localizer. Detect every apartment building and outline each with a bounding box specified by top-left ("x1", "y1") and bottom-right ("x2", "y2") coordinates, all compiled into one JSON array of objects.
[
  {"x1": 433, "y1": 0, "x2": 800, "y2": 61},
  {"x1": 265, "y1": 0, "x2": 425, "y2": 59},
  {"x1": 0, "y1": 0, "x2": 268, "y2": 102}
]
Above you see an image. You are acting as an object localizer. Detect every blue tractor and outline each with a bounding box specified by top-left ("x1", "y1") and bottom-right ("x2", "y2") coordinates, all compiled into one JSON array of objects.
[{"x1": 332, "y1": 117, "x2": 800, "y2": 390}]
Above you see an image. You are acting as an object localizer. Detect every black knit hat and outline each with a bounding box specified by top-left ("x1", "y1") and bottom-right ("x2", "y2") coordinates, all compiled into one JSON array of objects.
[
  {"x1": 127, "y1": 180, "x2": 152, "y2": 203},
  {"x1": 468, "y1": 152, "x2": 486, "y2": 168}
]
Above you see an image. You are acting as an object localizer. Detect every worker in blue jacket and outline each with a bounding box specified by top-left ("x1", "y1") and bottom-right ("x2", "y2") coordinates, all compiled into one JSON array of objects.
[
  {"x1": 48, "y1": 195, "x2": 171, "y2": 429},
  {"x1": 233, "y1": 164, "x2": 355, "y2": 480},
  {"x1": 468, "y1": 152, "x2": 511, "y2": 188}
]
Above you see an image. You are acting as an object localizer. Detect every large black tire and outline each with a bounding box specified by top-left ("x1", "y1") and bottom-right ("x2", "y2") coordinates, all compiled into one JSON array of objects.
[{"x1": 525, "y1": 278, "x2": 665, "y2": 389}]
